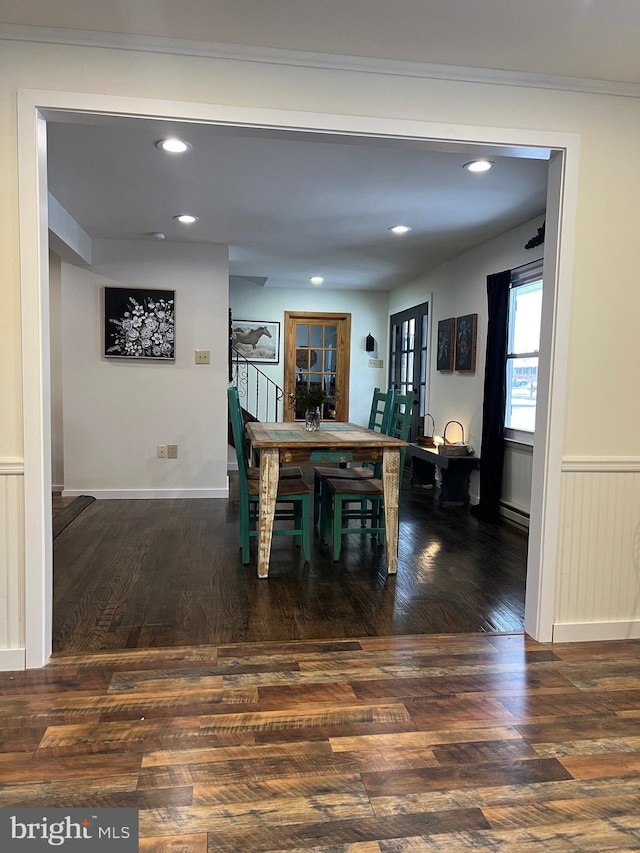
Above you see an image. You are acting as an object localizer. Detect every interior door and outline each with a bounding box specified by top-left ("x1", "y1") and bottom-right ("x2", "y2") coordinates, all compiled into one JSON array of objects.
[
  {"x1": 284, "y1": 312, "x2": 351, "y2": 421},
  {"x1": 389, "y1": 301, "x2": 429, "y2": 441}
]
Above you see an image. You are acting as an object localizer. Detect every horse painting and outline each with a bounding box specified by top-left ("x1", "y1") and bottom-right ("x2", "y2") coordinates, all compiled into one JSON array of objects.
[{"x1": 231, "y1": 320, "x2": 279, "y2": 363}]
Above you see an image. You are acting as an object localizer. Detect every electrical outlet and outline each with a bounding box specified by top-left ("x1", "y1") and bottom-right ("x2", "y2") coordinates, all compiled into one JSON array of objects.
[
  {"x1": 368, "y1": 358, "x2": 384, "y2": 368},
  {"x1": 195, "y1": 349, "x2": 210, "y2": 364},
  {"x1": 167, "y1": 444, "x2": 178, "y2": 459},
  {"x1": 157, "y1": 445, "x2": 167, "y2": 458}
]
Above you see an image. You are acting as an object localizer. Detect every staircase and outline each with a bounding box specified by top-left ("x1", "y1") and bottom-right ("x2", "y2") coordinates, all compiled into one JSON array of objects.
[{"x1": 229, "y1": 350, "x2": 286, "y2": 442}]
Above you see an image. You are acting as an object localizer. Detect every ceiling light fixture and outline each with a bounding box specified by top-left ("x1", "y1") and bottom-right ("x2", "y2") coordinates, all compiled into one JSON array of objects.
[
  {"x1": 173, "y1": 214, "x2": 199, "y2": 224},
  {"x1": 156, "y1": 138, "x2": 192, "y2": 154},
  {"x1": 464, "y1": 159, "x2": 494, "y2": 173},
  {"x1": 388, "y1": 225, "x2": 412, "y2": 234},
  {"x1": 310, "y1": 276, "x2": 324, "y2": 285}
]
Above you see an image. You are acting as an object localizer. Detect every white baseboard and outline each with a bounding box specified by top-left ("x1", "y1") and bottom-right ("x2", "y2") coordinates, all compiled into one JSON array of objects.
[
  {"x1": 0, "y1": 648, "x2": 26, "y2": 671},
  {"x1": 553, "y1": 620, "x2": 640, "y2": 643},
  {"x1": 61, "y1": 488, "x2": 229, "y2": 499},
  {"x1": 500, "y1": 504, "x2": 530, "y2": 529}
]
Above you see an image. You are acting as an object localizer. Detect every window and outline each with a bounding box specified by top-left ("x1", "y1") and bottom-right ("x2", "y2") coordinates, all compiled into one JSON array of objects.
[
  {"x1": 389, "y1": 301, "x2": 428, "y2": 441},
  {"x1": 504, "y1": 261, "x2": 543, "y2": 438}
]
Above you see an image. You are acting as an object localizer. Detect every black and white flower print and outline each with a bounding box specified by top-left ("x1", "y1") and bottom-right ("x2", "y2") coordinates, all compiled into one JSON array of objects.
[{"x1": 108, "y1": 294, "x2": 175, "y2": 358}]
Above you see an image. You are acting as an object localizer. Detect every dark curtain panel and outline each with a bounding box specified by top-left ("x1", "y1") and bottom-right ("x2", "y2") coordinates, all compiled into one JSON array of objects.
[{"x1": 470, "y1": 269, "x2": 511, "y2": 523}]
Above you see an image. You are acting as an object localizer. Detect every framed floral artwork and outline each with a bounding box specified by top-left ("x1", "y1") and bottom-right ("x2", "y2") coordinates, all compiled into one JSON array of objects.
[
  {"x1": 455, "y1": 313, "x2": 477, "y2": 372},
  {"x1": 436, "y1": 318, "x2": 455, "y2": 371},
  {"x1": 104, "y1": 287, "x2": 175, "y2": 359}
]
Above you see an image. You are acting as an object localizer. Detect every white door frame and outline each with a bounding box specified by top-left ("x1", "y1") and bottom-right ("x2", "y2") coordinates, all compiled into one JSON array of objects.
[{"x1": 17, "y1": 88, "x2": 579, "y2": 667}]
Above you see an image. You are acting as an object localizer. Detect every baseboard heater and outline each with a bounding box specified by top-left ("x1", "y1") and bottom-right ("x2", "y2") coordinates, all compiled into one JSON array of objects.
[{"x1": 500, "y1": 501, "x2": 530, "y2": 529}]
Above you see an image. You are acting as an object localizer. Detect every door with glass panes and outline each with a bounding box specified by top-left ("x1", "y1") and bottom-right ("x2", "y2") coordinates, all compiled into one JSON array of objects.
[
  {"x1": 284, "y1": 312, "x2": 351, "y2": 422},
  {"x1": 388, "y1": 302, "x2": 429, "y2": 442}
]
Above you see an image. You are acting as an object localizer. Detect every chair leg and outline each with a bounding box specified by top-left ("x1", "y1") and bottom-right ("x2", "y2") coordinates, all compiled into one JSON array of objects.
[
  {"x1": 360, "y1": 498, "x2": 367, "y2": 527},
  {"x1": 320, "y1": 481, "x2": 332, "y2": 542},
  {"x1": 294, "y1": 502, "x2": 302, "y2": 546},
  {"x1": 313, "y1": 472, "x2": 322, "y2": 526},
  {"x1": 332, "y1": 494, "x2": 343, "y2": 561},
  {"x1": 374, "y1": 498, "x2": 385, "y2": 542},
  {"x1": 302, "y1": 494, "x2": 311, "y2": 561},
  {"x1": 240, "y1": 505, "x2": 250, "y2": 565}
]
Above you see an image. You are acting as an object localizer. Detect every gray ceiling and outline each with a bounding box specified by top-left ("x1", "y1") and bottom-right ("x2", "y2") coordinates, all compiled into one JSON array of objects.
[{"x1": 46, "y1": 115, "x2": 548, "y2": 291}]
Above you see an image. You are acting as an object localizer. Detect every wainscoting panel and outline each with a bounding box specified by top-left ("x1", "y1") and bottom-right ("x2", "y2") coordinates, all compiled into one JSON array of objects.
[
  {"x1": 0, "y1": 462, "x2": 25, "y2": 663},
  {"x1": 555, "y1": 461, "x2": 640, "y2": 641}
]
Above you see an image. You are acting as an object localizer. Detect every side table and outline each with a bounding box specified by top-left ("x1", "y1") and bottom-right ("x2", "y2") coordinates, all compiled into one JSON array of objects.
[{"x1": 408, "y1": 443, "x2": 480, "y2": 506}]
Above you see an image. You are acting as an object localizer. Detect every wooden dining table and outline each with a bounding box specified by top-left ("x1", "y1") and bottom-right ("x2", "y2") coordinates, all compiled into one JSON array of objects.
[{"x1": 245, "y1": 421, "x2": 408, "y2": 578}]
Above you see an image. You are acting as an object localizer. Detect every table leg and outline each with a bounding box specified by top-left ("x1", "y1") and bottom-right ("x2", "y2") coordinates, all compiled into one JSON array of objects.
[
  {"x1": 439, "y1": 463, "x2": 472, "y2": 505},
  {"x1": 258, "y1": 448, "x2": 279, "y2": 578},
  {"x1": 382, "y1": 448, "x2": 400, "y2": 574},
  {"x1": 410, "y1": 457, "x2": 437, "y2": 488}
]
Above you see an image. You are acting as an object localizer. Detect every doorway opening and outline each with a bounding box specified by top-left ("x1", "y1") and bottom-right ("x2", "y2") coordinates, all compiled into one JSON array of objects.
[
  {"x1": 389, "y1": 301, "x2": 430, "y2": 443},
  {"x1": 284, "y1": 311, "x2": 351, "y2": 422},
  {"x1": 17, "y1": 92, "x2": 577, "y2": 667}
]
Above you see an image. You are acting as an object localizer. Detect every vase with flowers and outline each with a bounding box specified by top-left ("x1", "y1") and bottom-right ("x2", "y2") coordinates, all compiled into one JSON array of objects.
[{"x1": 289, "y1": 384, "x2": 330, "y2": 431}]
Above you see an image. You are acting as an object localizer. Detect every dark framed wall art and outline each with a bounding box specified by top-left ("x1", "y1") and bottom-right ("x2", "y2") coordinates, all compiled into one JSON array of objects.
[
  {"x1": 104, "y1": 287, "x2": 175, "y2": 359},
  {"x1": 231, "y1": 319, "x2": 280, "y2": 363},
  {"x1": 455, "y1": 313, "x2": 478, "y2": 372},
  {"x1": 436, "y1": 318, "x2": 455, "y2": 371}
]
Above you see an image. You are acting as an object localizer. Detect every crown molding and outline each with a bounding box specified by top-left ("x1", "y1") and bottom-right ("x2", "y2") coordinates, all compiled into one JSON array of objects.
[{"x1": 2, "y1": 23, "x2": 640, "y2": 99}]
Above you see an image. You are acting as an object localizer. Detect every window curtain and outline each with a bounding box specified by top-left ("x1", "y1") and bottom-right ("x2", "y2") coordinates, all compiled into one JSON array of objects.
[{"x1": 470, "y1": 269, "x2": 511, "y2": 523}]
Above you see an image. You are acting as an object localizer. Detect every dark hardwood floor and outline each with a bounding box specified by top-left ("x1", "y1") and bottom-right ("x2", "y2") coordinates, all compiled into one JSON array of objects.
[
  {"x1": 2, "y1": 635, "x2": 640, "y2": 850},
  {"x1": 51, "y1": 469, "x2": 527, "y2": 654}
]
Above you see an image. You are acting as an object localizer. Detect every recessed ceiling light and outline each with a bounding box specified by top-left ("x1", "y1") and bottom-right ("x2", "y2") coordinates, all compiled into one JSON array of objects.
[
  {"x1": 388, "y1": 225, "x2": 412, "y2": 234},
  {"x1": 464, "y1": 160, "x2": 494, "y2": 173},
  {"x1": 156, "y1": 138, "x2": 192, "y2": 154},
  {"x1": 310, "y1": 276, "x2": 324, "y2": 285},
  {"x1": 173, "y1": 214, "x2": 199, "y2": 224}
]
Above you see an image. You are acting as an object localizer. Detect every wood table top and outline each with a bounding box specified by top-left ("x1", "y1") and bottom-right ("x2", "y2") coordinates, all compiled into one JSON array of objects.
[{"x1": 246, "y1": 421, "x2": 408, "y2": 450}]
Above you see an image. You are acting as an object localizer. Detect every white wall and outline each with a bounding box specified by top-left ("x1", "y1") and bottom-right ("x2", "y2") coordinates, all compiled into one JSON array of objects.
[
  {"x1": 390, "y1": 216, "x2": 544, "y2": 511},
  {"x1": 61, "y1": 239, "x2": 229, "y2": 498},
  {"x1": 230, "y1": 281, "x2": 390, "y2": 427},
  {"x1": 49, "y1": 250, "x2": 64, "y2": 491}
]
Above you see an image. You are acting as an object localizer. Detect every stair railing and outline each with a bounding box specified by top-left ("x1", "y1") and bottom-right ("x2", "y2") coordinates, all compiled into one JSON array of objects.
[{"x1": 230, "y1": 349, "x2": 286, "y2": 422}]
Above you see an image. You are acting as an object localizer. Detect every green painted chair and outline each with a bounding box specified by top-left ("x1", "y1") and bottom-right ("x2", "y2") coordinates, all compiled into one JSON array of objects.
[
  {"x1": 228, "y1": 386, "x2": 302, "y2": 480},
  {"x1": 313, "y1": 387, "x2": 394, "y2": 525},
  {"x1": 227, "y1": 387, "x2": 311, "y2": 565},
  {"x1": 319, "y1": 389, "x2": 412, "y2": 540},
  {"x1": 320, "y1": 391, "x2": 413, "y2": 560}
]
